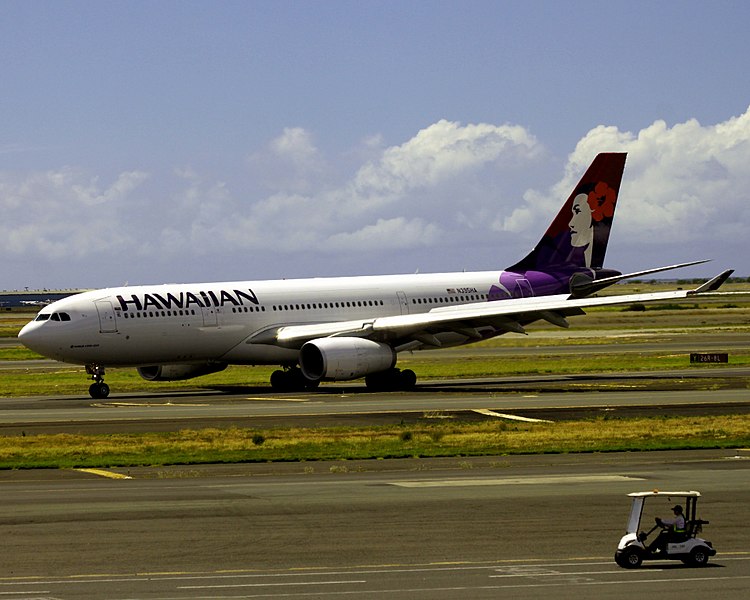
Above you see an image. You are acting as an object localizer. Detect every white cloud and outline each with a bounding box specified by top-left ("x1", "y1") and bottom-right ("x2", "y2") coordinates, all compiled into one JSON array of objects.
[
  {"x1": 6, "y1": 109, "x2": 750, "y2": 287},
  {"x1": 269, "y1": 127, "x2": 321, "y2": 165},
  {"x1": 509, "y1": 107, "x2": 750, "y2": 253},
  {"x1": 0, "y1": 168, "x2": 149, "y2": 260},
  {"x1": 247, "y1": 127, "x2": 328, "y2": 194},
  {"x1": 324, "y1": 217, "x2": 443, "y2": 252},
  {"x1": 215, "y1": 120, "x2": 542, "y2": 256},
  {"x1": 71, "y1": 170, "x2": 149, "y2": 206},
  {"x1": 349, "y1": 119, "x2": 540, "y2": 212}
]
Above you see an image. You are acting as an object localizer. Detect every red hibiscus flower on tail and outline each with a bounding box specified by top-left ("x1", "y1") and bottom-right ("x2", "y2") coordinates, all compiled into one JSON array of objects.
[{"x1": 587, "y1": 182, "x2": 616, "y2": 222}]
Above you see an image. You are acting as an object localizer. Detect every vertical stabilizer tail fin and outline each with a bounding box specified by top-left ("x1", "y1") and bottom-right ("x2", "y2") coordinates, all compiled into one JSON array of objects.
[{"x1": 509, "y1": 152, "x2": 627, "y2": 274}]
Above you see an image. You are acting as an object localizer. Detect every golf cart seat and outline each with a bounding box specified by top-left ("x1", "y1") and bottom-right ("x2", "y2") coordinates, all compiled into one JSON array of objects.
[{"x1": 685, "y1": 519, "x2": 709, "y2": 538}]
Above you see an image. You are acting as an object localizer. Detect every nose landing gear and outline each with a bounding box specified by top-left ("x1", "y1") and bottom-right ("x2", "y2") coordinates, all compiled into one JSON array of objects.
[{"x1": 86, "y1": 364, "x2": 110, "y2": 399}]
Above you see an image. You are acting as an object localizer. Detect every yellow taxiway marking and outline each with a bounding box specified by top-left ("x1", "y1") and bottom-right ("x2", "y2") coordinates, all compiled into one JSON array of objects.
[
  {"x1": 473, "y1": 408, "x2": 553, "y2": 423},
  {"x1": 74, "y1": 468, "x2": 132, "y2": 480}
]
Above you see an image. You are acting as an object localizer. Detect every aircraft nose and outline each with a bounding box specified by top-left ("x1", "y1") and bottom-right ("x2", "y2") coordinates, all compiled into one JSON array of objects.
[
  {"x1": 18, "y1": 320, "x2": 44, "y2": 353},
  {"x1": 18, "y1": 320, "x2": 32, "y2": 340}
]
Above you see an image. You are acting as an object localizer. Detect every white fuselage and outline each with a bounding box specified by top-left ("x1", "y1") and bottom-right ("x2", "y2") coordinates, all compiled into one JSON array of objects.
[{"x1": 19, "y1": 270, "x2": 509, "y2": 367}]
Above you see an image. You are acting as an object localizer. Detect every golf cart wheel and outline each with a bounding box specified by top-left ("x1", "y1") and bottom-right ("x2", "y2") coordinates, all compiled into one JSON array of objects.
[
  {"x1": 689, "y1": 547, "x2": 710, "y2": 567},
  {"x1": 619, "y1": 547, "x2": 643, "y2": 569}
]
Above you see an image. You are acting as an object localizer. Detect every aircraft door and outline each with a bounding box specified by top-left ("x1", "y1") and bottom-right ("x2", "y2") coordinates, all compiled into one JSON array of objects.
[
  {"x1": 95, "y1": 300, "x2": 118, "y2": 333},
  {"x1": 201, "y1": 304, "x2": 219, "y2": 327},
  {"x1": 397, "y1": 291, "x2": 409, "y2": 315}
]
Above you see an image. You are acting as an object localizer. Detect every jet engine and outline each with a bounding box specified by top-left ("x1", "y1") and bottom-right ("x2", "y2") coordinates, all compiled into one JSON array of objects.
[
  {"x1": 299, "y1": 337, "x2": 396, "y2": 381},
  {"x1": 137, "y1": 362, "x2": 228, "y2": 381}
]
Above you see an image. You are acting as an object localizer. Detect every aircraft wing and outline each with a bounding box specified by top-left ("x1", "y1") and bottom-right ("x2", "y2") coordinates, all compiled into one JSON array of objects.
[{"x1": 253, "y1": 269, "x2": 734, "y2": 350}]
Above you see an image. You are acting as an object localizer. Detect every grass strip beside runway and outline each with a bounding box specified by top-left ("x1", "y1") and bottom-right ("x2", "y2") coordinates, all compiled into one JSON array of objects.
[
  {"x1": 2, "y1": 350, "x2": 750, "y2": 397},
  {"x1": 1, "y1": 415, "x2": 749, "y2": 469}
]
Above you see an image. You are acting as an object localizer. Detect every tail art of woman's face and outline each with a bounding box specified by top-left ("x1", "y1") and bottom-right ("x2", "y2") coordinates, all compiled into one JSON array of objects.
[{"x1": 569, "y1": 193, "x2": 594, "y2": 248}]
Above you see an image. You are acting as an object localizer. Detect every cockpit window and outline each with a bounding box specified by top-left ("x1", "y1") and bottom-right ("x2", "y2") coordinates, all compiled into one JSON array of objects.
[{"x1": 34, "y1": 312, "x2": 70, "y2": 322}]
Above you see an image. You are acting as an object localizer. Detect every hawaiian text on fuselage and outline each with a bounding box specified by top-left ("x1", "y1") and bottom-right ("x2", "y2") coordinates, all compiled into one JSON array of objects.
[{"x1": 115, "y1": 289, "x2": 259, "y2": 312}]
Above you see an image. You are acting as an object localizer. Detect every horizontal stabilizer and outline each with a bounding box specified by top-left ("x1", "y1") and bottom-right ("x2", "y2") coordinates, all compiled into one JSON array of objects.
[{"x1": 569, "y1": 259, "x2": 711, "y2": 298}]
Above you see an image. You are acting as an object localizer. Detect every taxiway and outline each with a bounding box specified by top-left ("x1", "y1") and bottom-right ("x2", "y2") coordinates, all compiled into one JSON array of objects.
[
  {"x1": 1, "y1": 450, "x2": 749, "y2": 599},
  {"x1": 1, "y1": 369, "x2": 750, "y2": 435}
]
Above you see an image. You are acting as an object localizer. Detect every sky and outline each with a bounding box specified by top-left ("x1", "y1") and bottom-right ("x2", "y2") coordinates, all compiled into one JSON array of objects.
[{"x1": 2, "y1": 0, "x2": 750, "y2": 290}]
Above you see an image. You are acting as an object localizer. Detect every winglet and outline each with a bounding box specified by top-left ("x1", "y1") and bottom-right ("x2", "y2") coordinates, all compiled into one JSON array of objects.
[{"x1": 688, "y1": 269, "x2": 734, "y2": 294}]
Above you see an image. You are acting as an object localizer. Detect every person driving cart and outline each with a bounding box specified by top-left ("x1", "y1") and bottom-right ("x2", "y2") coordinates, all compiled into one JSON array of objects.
[{"x1": 647, "y1": 505, "x2": 686, "y2": 554}]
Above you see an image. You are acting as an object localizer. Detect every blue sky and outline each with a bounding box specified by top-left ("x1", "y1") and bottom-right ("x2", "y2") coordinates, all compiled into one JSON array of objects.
[{"x1": 2, "y1": 0, "x2": 750, "y2": 289}]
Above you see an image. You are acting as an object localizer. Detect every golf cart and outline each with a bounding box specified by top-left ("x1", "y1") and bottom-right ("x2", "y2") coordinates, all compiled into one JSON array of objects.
[{"x1": 615, "y1": 490, "x2": 716, "y2": 568}]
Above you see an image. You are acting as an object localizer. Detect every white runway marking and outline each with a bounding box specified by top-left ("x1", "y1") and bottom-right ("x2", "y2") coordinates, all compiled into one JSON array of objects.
[
  {"x1": 244, "y1": 396, "x2": 310, "y2": 402},
  {"x1": 390, "y1": 474, "x2": 643, "y2": 488}
]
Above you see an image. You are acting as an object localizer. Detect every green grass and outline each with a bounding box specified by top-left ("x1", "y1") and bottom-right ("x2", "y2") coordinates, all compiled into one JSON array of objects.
[
  {"x1": 398, "y1": 352, "x2": 750, "y2": 379},
  {"x1": 0, "y1": 347, "x2": 44, "y2": 360},
  {"x1": 2, "y1": 349, "x2": 748, "y2": 397},
  {"x1": 0, "y1": 314, "x2": 35, "y2": 338},
  {"x1": 0, "y1": 365, "x2": 278, "y2": 396},
  {"x1": 2, "y1": 415, "x2": 749, "y2": 469}
]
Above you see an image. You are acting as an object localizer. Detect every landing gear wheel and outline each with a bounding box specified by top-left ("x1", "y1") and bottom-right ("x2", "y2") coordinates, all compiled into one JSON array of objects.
[
  {"x1": 270, "y1": 367, "x2": 319, "y2": 392},
  {"x1": 365, "y1": 368, "x2": 418, "y2": 391},
  {"x1": 86, "y1": 364, "x2": 109, "y2": 399},
  {"x1": 270, "y1": 369, "x2": 289, "y2": 391},
  {"x1": 89, "y1": 382, "x2": 110, "y2": 399},
  {"x1": 400, "y1": 369, "x2": 417, "y2": 389}
]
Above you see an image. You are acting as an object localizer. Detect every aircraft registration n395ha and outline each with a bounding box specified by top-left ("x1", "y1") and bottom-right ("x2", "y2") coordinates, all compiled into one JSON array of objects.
[{"x1": 19, "y1": 153, "x2": 732, "y2": 399}]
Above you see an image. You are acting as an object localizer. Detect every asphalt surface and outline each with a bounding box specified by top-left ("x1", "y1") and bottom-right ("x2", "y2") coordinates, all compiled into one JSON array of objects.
[
  {"x1": 1, "y1": 450, "x2": 749, "y2": 599},
  {"x1": 1, "y1": 367, "x2": 750, "y2": 435},
  {"x1": 2, "y1": 332, "x2": 749, "y2": 598},
  {"x1": 3, "y1": 326, "x2": 749, "y2": 432}
]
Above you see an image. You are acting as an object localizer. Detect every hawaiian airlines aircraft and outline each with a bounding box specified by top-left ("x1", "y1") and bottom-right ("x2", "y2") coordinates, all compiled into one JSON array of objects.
[{"x1": 19, "y1": 153, "x2": 732, "y2": 398}]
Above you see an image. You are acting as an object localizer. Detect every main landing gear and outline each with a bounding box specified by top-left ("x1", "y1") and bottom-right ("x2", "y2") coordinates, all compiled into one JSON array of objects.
[
  {"x1": 365, "y1": 368, "x2": 417, "y2": 391},
  {"x1": 269, "y1": 366, "x2": 417, "y2": 392},
  {"x1": 270, "y1": 366, "x2": 321, "y2": 392},
  {"x1": 86, "y1": 364, "x2": 110, "y2": 399}
]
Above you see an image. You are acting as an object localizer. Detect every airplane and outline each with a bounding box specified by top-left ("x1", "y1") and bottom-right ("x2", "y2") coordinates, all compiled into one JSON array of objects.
[
  {"x1": 18, "y1": 152, "x2": 733, "y2": 399},
  {"x1": 20, "y1": 299, "x2": 52, "y2": 307}
]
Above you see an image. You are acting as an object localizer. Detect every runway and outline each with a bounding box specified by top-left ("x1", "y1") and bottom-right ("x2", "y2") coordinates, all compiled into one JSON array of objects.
[
  {"x1": 2, "y1": 368, "x2": 750, "y2": 434},
  {"x1": 1, "y1": 450, "x2": 749, "y2": 599}
]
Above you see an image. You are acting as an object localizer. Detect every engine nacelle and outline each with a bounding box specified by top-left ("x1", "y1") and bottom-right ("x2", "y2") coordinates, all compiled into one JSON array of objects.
[
  {"x1": 137, "y1": 362, "x2": 228, "y2": 381},
  {"x1": 299, "y1": 337, "x2": 396, "y2": 381}
]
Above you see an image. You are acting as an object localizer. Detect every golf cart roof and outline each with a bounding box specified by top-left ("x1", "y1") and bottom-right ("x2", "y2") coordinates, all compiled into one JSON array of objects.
[{"x1": 628, "y1": 491, "x2": 701, "y2": 498}]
